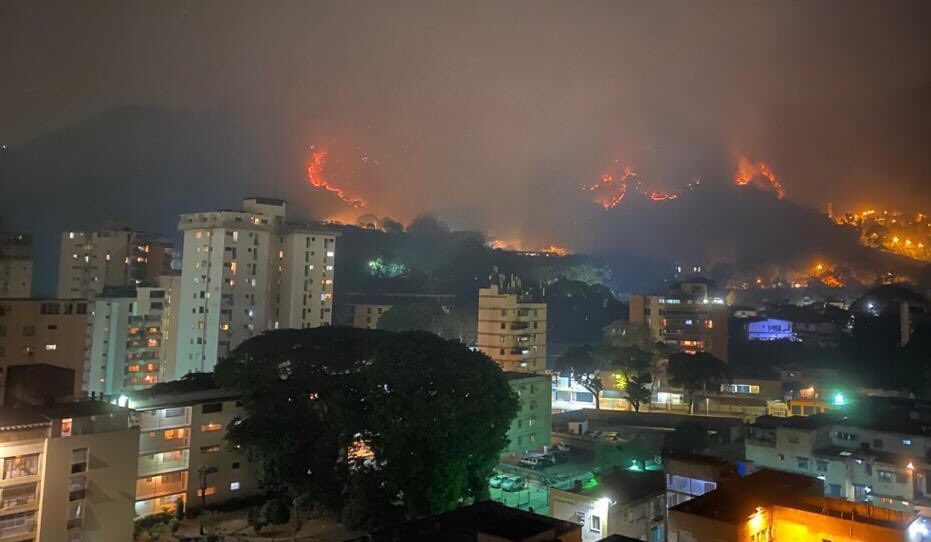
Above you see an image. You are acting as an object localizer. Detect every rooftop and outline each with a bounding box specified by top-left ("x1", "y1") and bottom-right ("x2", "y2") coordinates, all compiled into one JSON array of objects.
[
  {"x1": 503, "y1": 371, "x2": 551, "y2": 382},
  {"x1": 32, "y1": 400, "x2": 130, "y2": 420},
  {"x1": 566, "y1": 470, "x2": 664, "y2": 504},
  {"x1": 352, "y1": 500, "x2": 580, "y2": 542}
]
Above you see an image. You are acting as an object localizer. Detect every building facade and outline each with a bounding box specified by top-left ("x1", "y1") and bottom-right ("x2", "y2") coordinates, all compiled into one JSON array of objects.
[
  {"x1": 57, "y1": 226, "x2": 173, "y2": 299},
  {"x1": 668, "y1": 469, "x2": 928, "y2": 542},
  {"x1": 175, "y1": 198, "x2": 337, "y2": 374},
  {"x1": 503, "y1": 372, "x2": 552, "y2": 455},
  {"x1": 549, "y1": 471, "x2": 666, "y2": 542},
  {"x1": 343, "y1": 292, "x2": 456, "y2": 329},
  {"x1": 0, "y1": 299, "x2": 91, "y2": 403},
  {"x1": 629, "y1": 279, "x2": 729, "y2": 361},
  {"x1": 125, "y1": 386, "x2": 260, "y2": 517},
  {"x1": 477, "y1": 285, "x2": 546, "y2": 372},
  {"x1": 0, "y1": 402, "x2": 138, "y2": 542},
  {"x1": 0, "y1": 232, "x2": 32, "y2": 299},
  {"x1": 87, "y1": 281, "x2": 182, "y2": 396},
  {"x1": 747, "y1": 402, "x2": 931, "y2": 517}
]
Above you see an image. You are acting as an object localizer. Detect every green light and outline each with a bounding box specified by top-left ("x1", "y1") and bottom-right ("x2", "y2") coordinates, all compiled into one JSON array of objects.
[
  {"x1": 628, "y1": 459, "x2": 642, "y2": 472},
  {"x1": 833, "y1": 393, "x2": 846, "y2": 406}
]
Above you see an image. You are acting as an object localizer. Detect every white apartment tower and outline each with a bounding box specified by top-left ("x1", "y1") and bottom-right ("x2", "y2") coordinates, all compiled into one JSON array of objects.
[
  {"x1": 86, "y1": 277, "x2": 182, "y2": 396},
  {"x1": 175, "y1": 198, "x2": 336, "y2": 374},
  {"x1": 58, "y1": 225, "x2": 173, "y2": 299}
]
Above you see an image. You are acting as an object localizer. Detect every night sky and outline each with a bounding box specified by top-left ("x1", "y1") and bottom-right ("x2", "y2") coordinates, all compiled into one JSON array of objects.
[{"x1": 2, "y1": 1, "x2": 931, "y2": 288}]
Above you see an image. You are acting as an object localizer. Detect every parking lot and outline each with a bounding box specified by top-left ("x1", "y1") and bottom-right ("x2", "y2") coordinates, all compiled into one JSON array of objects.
[{"x1": 489, "y1": 447, "x2": 597, "y2": 515}]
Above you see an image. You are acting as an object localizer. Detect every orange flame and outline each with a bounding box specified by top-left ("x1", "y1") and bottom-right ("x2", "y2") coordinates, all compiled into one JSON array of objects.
[
  {"x1": 583, "y1": 167, "x2": 638, "y2": 209},
  {"x1": 735, "y1": 156, "x2": 786, "y2": 199},
  {"x1": 307, "y1": 149, "x2": 365, "y2": 208}
]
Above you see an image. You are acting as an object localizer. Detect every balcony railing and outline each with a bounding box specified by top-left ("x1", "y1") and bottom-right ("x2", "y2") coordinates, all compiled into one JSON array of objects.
[
  {"x1": 135, "y1": 473, "x2": 189, "y2": 501},
  {"x1": 137, "y1": 409, "x2": 191, "y2": 432},
  {"x1": 139, "y1": 432, "x2": 191, "y2": 455},
  {"x1": 137, "y1": 450, "x2": 190, "y2": 477}
]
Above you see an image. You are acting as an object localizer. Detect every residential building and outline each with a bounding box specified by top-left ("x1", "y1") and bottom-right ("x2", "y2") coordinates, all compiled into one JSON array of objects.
[
  {"x1": 2, "y1": 364, "x2": 75, "y2": 407},
  {"x1": 746, "y1": 398, "x2": 931, "y2": 517},
  {"x1": 477, "y1": 285, "x2": 546, "y2": 372},
  {"x1": 87, "y1": 282, "x2": 179, "y2": 396},
  {"x1": 668, "y1": 469, "x2": 929, "y2": 542},
  {"x1": 549, "y1": 470, "x2": 666, "y2": 542},
  {"x1": 0, "y1": 299, "x2": 91, "y2": 403},
  {"x1": 122, "y1": 378, "x2": 260, "y2": 517},
  {"x1": 0, "y1": 230, "x2": 32, "y2": 298},
  {"x1": 57, "y1": 225, "x2": 173, "y2": 299},
  {"x1": 0, "y1": 401, "x2": 138, "y2": 542},
  {"x1": 503, "y1": 372, "x2": 552, "y2": 454},
  {"x1": 663, "y1": 453, "x2": 736, "y2": 509},
  {"x1": 343, "y1": 292, "x2": 455, "y2": 329},
  {"x1": 175, "y1": 197, "x2": 337, "y2": 374},
  {"x1": 629, "y1": 279, "x2": 729, "y2": 361},
  {"x1": 352, "y1": 500, "x2": 582, "y2": 542},
  {"x1": 745, "y1": 318, "x2": 794, "y2": 341}
]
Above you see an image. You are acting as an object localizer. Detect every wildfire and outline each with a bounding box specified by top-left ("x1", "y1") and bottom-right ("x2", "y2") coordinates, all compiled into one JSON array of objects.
[
  {"x1": 734, "y1": 156, "x2": 786, "y2": 199},
  {"x1": 306, "y1": 148, "x2": 365, "y2": 209},
  {"x1": 583, "y1": 165, "x2": 683, "y2": 209}
]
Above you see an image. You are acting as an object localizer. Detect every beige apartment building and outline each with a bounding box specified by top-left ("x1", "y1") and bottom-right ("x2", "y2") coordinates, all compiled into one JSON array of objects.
[
  {"x1": 0, "y1": 299, "x2": 91, "y2": 403},
  {"x1": 477, "y1": 285, "x2": 547, "y2": 372},
  {"x1": 0, "y1": 401, "x2": 138, "y2": 542},
  {"x1": 0, "y1": 232, "x2": 32, "y2": 299},
  {"x1": 124, "y1": 385, "x2": 260, "y2": 517},
  {"x1": 629, "y1": 279, "x2": 729, "y2": 361},
  {"x1": 175, "y1": 198, "x2": 337, "y2": 375},
  {"x1": 57, "y1": 226, "x2": 173, "y2": 299},
  {"x1": 344, "y1": 292, "x2": 456, "y2": 329}
]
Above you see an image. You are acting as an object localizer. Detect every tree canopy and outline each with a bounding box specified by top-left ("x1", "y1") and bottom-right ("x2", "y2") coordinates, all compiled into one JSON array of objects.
[
  {"x1": 667, "y1": 352, "x2": 732, "y2": 414},
  {"x1": 214, "y1": 327, "x2": 518, "y2": 529}
]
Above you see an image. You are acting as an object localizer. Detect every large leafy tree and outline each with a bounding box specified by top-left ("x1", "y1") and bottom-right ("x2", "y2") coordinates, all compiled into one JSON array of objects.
[
  {"x1": 214, "y1": 327, "x2": 517, "y2": 530},
  {"x1": 667, "y1": 352, "x2": 732, "y2": 414},
  {"x1": 556, "y1": 343, "x2": 622, "y2": 410}
]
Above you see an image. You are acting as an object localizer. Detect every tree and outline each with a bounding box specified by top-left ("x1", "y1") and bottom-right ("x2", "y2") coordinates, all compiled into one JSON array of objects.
[
  {"x1": 214, "y1": 327, "x2": 518, "y2": 530},
  {"x1": 247, "y1": 506, "x2": 267, "y2": 534},
  {"x1": 623, "y1": 373, "x2": 653, "y2": 413},
  {"x1": 556, "y1": 344, "x2": 621, "y2": 410},
  {"x1": 667, "y1": 352, "x2": 731, "y2": 414},
  {"x1": 377, "y1": 301, "x2": 444, "y2": 333}
]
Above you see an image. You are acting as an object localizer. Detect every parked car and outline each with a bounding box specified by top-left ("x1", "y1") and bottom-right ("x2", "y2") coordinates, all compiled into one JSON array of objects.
[
  {"x1": 489, "y1": 474, "x2": 508, "y2": 489},
  {"x1": 519, "y1": 456, "x2": 546, "y2": 469},
  {"x1": 501, "y1": 476, "x2": 526, "y2": 492},
  {"x1": 555, "y1": 443, "x2": 571, "y2": 453}
]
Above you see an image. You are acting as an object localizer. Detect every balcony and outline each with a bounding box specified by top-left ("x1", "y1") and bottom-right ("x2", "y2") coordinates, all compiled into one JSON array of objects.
[
  {"x1": 0, "y1": 511, "x2": 36, "y2": 540},
  {"x1": 136, "y1": 472, "x2": 188, "y2": 501},
  {"x1": 139, "y1": 429, "x2": 191, "y2": 455},
  {"x1": 509, "y1": 322, "x2": 530, "y2": 331},
  {"x1": 138, "y1": 450, "x2": 190, "y2": 477},
  {"x1": 137, "y1": 408, "x2": 191, "y2": 432}
]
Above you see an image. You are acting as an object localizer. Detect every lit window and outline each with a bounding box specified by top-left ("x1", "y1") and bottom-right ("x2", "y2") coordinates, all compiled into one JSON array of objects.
[
  {"x1": 230, "y1": 481, "x2": 240, "y2": 491},
  {"x1": 590, "y1": 515, "x2": 601, "y2": 533},
  {"x1": 44, "y1": 344, "x2": 57, "y2": 351},
  {"x1": 196, "y1": 487, "x2": 216, "y2": 497},
  {"x1": 61, "y1": 418, "x2": 73, "y2": 437},
  {"x1": 201, "y1": 423, "x2": 223, "y2": 432},
  {"x1": 326, "y1": 251, "x2": 335, "y2": 258}
]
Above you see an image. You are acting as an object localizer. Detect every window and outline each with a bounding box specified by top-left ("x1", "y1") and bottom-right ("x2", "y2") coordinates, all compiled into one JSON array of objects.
[
  {"x1": 21, "y1": 326, "x2": 35, "y2": 337},
  {"x1": 200, "y1": 445, "x2": 221, "y2": 454},
  {"x1": 0, "y1": 483, "x2": 36, "y2": 509},
  {"x1": 590, "y1": 514, "x2": 602, "y2": 533},
  {"x1": 201, "y1": 423, "x2": 223, "y2": 432},
  {"x1": 201, "y1": 403, "x2": 223, "y2": 414},
  {"x1": 232, "y1": 462, "x2": 240, "y2": 470},
  {"x1": 3, "y1": 454, "x2": 39, "y2": 479},
  {"x1": 61, "y1": 418, "x2": 73, "y2": 437},
  {"x1": 230, "y1": 481, "x2": 240, "y2": 491},
  {"x1": 878, "y1": 470, "x2": 895, "y2": 482},
  {"x1": 71, "y1": 448, "x2": 88, "y2": 474},
  {"x1": 796, "y1": 456, "x2": 810, "y2": 470},
  {"x1": 834, "y1": 431, "x2": 858, "y2": 441},
  {"x1": 903, "y1": 439, "x2": 913, "y2": 447},
  {"x1": 816, "y1": 460, "x2": 828, "y2": 473},
  {"x1": 196, "y1": 487, "x2": 216, "y2": 497}
]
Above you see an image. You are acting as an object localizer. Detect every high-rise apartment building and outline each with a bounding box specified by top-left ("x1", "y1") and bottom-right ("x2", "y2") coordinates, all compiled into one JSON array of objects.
[
  {"x1": 629, "y1": 279, "x2": 729, "y2": 361},
  {"x1": 477, "y1": 285, "x2": 547, "y2": 372},
  {"x1": 0, "y1": 401, "x2": 138, "y2": 542},
  {"x1": 0, "y1": 230, "x2": 32, "y2": 298},
  {"x1": 57, "y1": 225, "x2": 173, "y2": 299},
  {"x1": 0, "y1": 299, "x2": 91, "y2": 403},
  {"x1": 175, "y1": 198, "x2": 337, "y2": 374},
  {"x1": 86, "y1": 278, "x2": 182, "y2": 396}
]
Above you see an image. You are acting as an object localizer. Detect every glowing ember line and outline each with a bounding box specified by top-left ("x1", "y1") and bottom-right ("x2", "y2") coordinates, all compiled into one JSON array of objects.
[
  {"x1": 735, "y1": 156, "x2": 785, "y2": 199},
  {"x1": 584, "y1": 165, "x2": 682, "y2": 209},
  {"x1": 307, "y1": 149, "x2": 365, "y2": 208}
]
